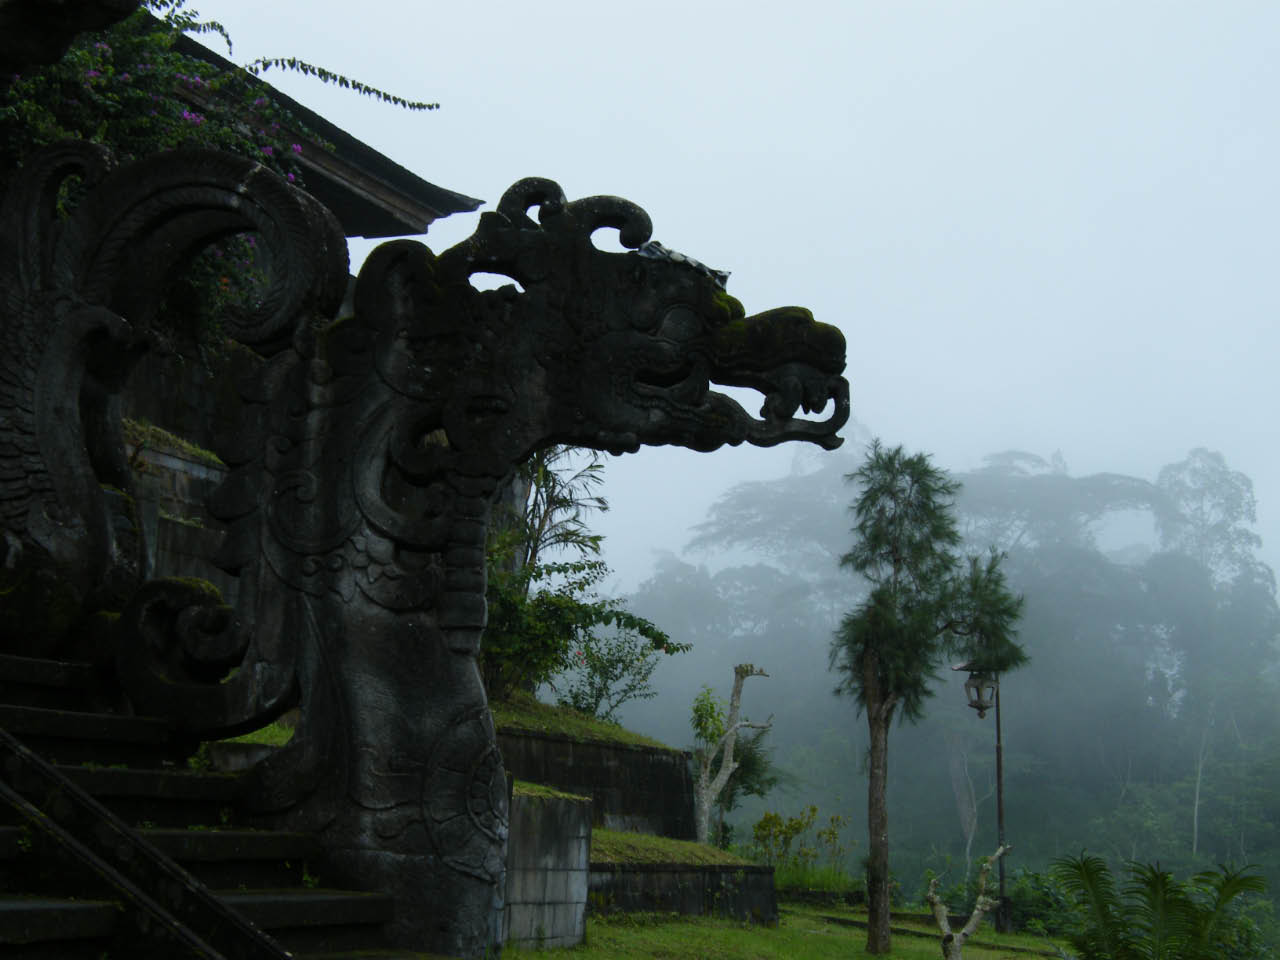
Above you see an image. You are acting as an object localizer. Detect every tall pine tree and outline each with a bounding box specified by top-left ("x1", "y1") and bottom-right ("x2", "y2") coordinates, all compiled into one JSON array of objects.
[{"x1": 831, "y1": 439, "x2": 1025, "y2": 953}]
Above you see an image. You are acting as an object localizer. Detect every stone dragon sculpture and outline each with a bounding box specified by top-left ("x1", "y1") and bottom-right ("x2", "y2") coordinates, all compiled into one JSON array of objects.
[{"x1": 0, "y1": 142, "x2": 848, "y2": 955}]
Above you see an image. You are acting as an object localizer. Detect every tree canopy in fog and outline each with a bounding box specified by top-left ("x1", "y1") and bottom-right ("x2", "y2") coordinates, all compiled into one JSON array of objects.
[{"x1": 618, "y1": 440, "x2": 1280, "y2": 909}]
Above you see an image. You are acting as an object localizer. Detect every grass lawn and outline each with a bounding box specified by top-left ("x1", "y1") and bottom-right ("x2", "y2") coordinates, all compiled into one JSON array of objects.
[{"x1": 506, "y1": 902, "x2": 1065, "y2": 959}]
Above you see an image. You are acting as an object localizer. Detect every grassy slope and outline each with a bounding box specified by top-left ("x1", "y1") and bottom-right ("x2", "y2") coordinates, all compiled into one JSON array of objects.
[
  {"x1": 227, "y1": 694, "x2": 678, "y2": 752},
  {"x1": 491, "y1": 691, "x2": 679, "y2": 751},
  {"x1": 590, "y1": 829, "x2": 751, "y2": 867}
]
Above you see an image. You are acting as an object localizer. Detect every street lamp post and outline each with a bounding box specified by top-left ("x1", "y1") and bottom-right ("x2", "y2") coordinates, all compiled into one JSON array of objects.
[
  {"x1": 993, "y1": 678, "x2": 1008, "y2": 933},
  {"x1": 954, "y1": 663, "x2": 1010, "y2": 933}
]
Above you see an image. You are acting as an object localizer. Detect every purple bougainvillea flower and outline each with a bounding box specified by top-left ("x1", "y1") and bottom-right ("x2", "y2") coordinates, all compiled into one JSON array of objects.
[
  {"x1": 291, "y1": 143, "x2": 302, "y2": 154},
  {"x1": 261, "y1": 145, "x2": 273, "y2": 156}
]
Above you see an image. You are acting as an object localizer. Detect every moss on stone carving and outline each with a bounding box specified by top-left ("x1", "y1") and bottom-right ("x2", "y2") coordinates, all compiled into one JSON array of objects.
[
  {"x1": 122, "y1": 417, "x2": 225, "y2": 468},
  {"x1": 163, "y1": 576, "x2": 224, "y2": 602},
  {"x1": 711, "y1": 288, "x2": 745, "y2": 321},
  {"x1": 159, "y1": 509, "x2": 205, "y2": 529},
  {"x1": 512, "y1": 779, "x2": 589, "y2": 803},
  {"x1": 221, "y1": 720, "x2": 295, "y2": 748}
]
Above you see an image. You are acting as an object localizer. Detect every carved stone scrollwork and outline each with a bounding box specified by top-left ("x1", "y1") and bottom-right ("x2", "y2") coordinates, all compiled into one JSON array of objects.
[
  {"x1": 423, "y1": 706, "x2": 509, "y2": 884},
  {"x1": 113, "y1": 577, "x2": 296, "y2": 739}
]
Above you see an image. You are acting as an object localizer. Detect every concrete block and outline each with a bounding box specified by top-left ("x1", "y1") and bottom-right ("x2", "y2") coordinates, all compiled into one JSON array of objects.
[
  {"x1": 505, "y1": 905, "x2": 536, "y2": 942},
  {"x1": 566, "y1": 865, "x2": 588, "y2": 905},
  {"x1": 507, "y1": 867, "x2": 545, "y2": 905},
  {"x1": 542, "y1": 868, "x2": 572, "y2": 903},
  {"x1": 550, "y1": 900, "x2": 581, "y2": 938}
]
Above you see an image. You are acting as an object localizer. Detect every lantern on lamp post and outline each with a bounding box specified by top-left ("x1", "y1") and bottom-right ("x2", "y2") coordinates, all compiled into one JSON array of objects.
[
  {"x1": 961, "y1": 669, "x2": 998, "y2": 719},
  {"x1": 952, "y1": 661, "x2": 1010, "y2": 933}
]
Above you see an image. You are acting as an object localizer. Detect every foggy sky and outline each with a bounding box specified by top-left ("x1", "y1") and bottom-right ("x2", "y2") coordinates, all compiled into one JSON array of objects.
[{"x1": 195, "y1": 0, "x2": 1280, "y2": 590}]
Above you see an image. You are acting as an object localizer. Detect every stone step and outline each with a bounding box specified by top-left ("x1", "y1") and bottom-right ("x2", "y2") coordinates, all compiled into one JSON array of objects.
[
  {"x1": 0, "y1": 888, "x2": 397, "y2": 957},
  {"x1": 0, "y1": 667, "x2": 396, "y2": 957},
  {"x1": 0, "y1": 653, "x2": 100, "y2": 691},
  {"x1": 143, "y1": 827, "x2": 321, "y2": 888},
  {"x1": 220, "y1": 889, "x2": 394, "y2": 954},
  {"x1": 0, "y1": 703, "x2": 192, "y2": 767},
  {"x1": 0, "y1": 826, "x2": 20, "y2": 860},
  {"x1": 0, "y1": 895, "x2": 118, "y2": 956},
  {"x1": 0, "y1": 819, "x2": 390, "y2": 954},
  {"x1": 44, "y1": 763, "x2": 245, "y2": 829},
  {"x1": 0, "y1": 654, "x2": 116, "y2": 714},
  {"x1": 0, "y1": 823, "x2": 320, "y2": 891}
]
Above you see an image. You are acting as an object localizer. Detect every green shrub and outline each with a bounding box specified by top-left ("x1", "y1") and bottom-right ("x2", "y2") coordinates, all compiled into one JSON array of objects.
[
  {"x1": 1052, "y1": 854, "x2": 1266, "y2": 960},
  {"x1": 745, "y1": 805, "x2": 859, "y2": 893}
]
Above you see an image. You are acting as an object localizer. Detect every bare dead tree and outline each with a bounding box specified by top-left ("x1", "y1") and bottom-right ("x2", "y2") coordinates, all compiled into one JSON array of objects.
[
  {"x1": 692, "y1": 663, "x2": 772, "y2": 845},
  {"x1": 925, "y1": 844, "x2": 1010, "y2": 960}
]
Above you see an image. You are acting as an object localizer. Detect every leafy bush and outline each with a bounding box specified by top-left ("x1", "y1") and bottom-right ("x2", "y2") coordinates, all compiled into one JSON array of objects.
[
  {"x1": 746, "y1": 805, "x2": 859, "y2": 893},
  {"x1": 921, "y1": 865, "x2": 1086, "y2": 936},
  {"x1": 1005, "y1": 867, "x2": 1088, "y2": 937},
  {"x1": 753, "y1": 806, "x2": 818, "y2": 868},
  {"x1": 482, "y1": 554, "x2": 684, "y2": 707},
  {"x1": 554, "y1": 625, "x2": 672, "y2": 724}
]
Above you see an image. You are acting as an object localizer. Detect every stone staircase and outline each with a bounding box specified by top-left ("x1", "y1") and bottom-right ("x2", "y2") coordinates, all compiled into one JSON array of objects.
[{"x1": 0, "y1": 652, "x2": 419, "y2": 959}]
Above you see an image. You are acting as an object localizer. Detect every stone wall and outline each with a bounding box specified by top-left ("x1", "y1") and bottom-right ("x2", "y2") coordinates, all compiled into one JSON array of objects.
[
  {"x1": 128, "y1": 445, "x2": 238, "y2": 605},
  {"x1": 497, "y1": 730, "x2": 696, "y2": 840},
  {"x1": 505, "y1": 792, "x2": 591, "y2": 950},
  {"x1": 587, "y1": 863, "x2": 777, "y2": 925},
  {"x1": 124, "y1": 346, "x2": 247, "y2": 457}
]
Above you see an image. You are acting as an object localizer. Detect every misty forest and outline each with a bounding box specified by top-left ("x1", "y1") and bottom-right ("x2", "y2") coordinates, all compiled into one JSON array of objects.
[{"x1": 559, "y1": 425, "x2": 1280, "y2": 944}]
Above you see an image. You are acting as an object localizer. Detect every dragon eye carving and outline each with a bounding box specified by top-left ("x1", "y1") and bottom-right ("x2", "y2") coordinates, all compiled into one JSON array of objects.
[{"x1": 656, "y1": 305, "x2": 702, "y2": 342}]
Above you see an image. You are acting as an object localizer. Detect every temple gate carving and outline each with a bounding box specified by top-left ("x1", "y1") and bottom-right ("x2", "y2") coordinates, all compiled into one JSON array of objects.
[{"x1": 0, "y1": 141, "x2": 848, "y2": 954}]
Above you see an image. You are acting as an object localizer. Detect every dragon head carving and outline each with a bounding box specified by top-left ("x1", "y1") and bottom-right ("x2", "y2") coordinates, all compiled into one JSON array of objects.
[{"x1": 353, "y1": 177, "x2": 848, "y2": 484}]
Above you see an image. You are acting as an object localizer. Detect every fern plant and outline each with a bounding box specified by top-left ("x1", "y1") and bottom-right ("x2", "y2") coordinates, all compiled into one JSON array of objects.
[{"x1": 1051, "y1": 854, "x2": 1265, "y2": 960}]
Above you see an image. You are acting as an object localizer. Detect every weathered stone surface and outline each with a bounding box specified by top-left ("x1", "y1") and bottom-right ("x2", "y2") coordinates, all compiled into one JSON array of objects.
[
  {"x1": 1, "y1": 143, "x2": 848, "y2": 955},
  {"x1": 499, "y1": 729, "x2": 696, "y2": 839},
  {"x1": 506, "y1": 792, "x2": 591, "y2": 950}
]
